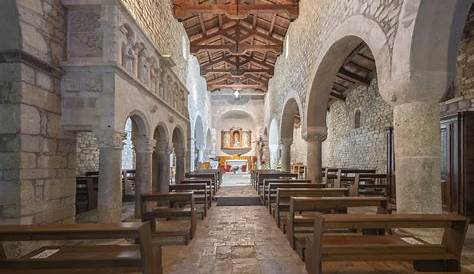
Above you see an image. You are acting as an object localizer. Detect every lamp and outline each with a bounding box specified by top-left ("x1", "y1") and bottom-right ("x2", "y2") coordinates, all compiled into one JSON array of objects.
[{"x1": 233, "y1": 89, "x2": 240, "y2": 99}]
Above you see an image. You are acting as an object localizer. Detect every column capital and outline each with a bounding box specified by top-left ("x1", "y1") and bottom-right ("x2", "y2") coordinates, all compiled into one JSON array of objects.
[
  {"x1": 303, "y1": 126, "x2": 327, "y2": 143},
  {"x1": 95, "y1": 129, "x2": 125, "y2": 149},
  {"x1": 135, "y1": 136, "x2": 156, "y2": 153}
]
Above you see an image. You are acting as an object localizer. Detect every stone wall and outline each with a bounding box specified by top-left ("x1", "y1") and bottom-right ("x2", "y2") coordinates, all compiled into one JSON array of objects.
[
  {"x1": 120, "y1": 0, "x2": 189, "y2": 83},
  {"x1": 323, "y1": 80, "x2": 393, "y2": 172},
  {"x1": 456, "y1": 6, "x2": 474, "y2": 99},
  {"x1": 266, "y1": 0, "x2": 403, "y2": 123},
  {"x1": 76, "y1": 133, "x2": 99, "y2": 176},
  {"x1": 0, "y1": 0, "x2": 76, "y2": 226}
]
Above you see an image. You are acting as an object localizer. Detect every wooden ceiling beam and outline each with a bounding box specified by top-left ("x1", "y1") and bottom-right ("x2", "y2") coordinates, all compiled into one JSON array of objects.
[
  {"x1": 173, "y1": 3, "x2": 299, "y2": 21},
  {"x1": 202, "y1": 68, "x2": 274, "y2": 76},
  {"x1": 190, "y1": 44, "x2": 282, "y2": 54},
  {"x1": 208, "y1": 83, "x2": 267, "y2": 91},
  {"x1": 337, "y1": 67, "x2": 371, "y2": 87}
]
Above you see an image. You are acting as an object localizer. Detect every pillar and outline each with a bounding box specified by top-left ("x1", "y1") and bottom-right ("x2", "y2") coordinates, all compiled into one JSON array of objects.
[
  {"x1": 134, "y1": 136, "x2": 155, "y2": 218},
  {"x1": 175, "y1": 148, "x2": 186, "y2": 183},
  {"x1": 154, "y1": 142, "x2": 170, "y2": 192},
  {"x1": 304, "y1": 127, "x2": 327, "y2": 184},
  {"x1": 280, "y1": 138, "x2": 292, "y2": 172},
  {"x1": 97, "y1": 130, "x2": 124, "y2": 223},
  {"x1": 393, "y1": 101, "x2": 442, "y2": 214}
]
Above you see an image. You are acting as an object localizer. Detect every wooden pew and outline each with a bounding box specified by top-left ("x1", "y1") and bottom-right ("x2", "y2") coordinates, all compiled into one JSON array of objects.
[
  {"x1": 141, "y1": 192, "x2": 196, "y2": 245},
  {"x1": 180, "y1": 179, "x2": 213, "y2": 205},
  {"x1": 185, "y1": 172, "x2": 218, "y2": 195},
  {"x1": 262, "y1": 179, "x2": 312, "y2": 205},
  {"x1": 75, "y1": 176, "x2": 98, "y2": 214},
  {"x1": 350, "y1": 173, "x2": 388, "y2": 196},
  {"x1": 0, "y1": 222, "x2": 161, "y2": 274},
  {"x1": 252, "y1": 169, "x2": 279, "y2": 189},
  {"x1": 275, "y1": 188, "x2": 349, "y2": 231},
  {"x1": 305, "y1": 213, "x2": 469, "y2": 274},
  {"x1": 267, "y1": 183, "x2": 324, "y2": 214},
  {"x1": 324, "y1": 168, "x2": 376, "y2": 188},
  {"x1": 257, "y1": 172, "x2": 298, "y2": 196},
  {"x1": 169, "y1": 184, "x2": 208, "y2": 219},
  {"x1": 286, "y1": 196, "x2": 388, "y2": 254}
]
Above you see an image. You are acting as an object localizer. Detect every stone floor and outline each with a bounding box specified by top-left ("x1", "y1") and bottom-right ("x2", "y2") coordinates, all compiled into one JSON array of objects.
[
  {"x1": 162, "y1": 205, "x2": 307, "y2": 274},
  {"x1": 76, "y1": 174, "x2": 474, "y2": 273}
]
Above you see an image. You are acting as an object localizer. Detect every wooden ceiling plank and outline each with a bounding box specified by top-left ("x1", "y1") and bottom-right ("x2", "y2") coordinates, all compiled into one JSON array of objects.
[
  {"x1": 173, "y1": 3, "x2": 299, "y2": 21},
  {"x1": 338, "y1": 68, "x2": 371, "y2": 87}
]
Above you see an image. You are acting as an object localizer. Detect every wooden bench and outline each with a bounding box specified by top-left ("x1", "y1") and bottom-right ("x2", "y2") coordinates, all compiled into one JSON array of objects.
[
  {"x1": 324, "y1": 168, "x2": 376, "y2": 188},
  {"x1": 287, "y1": 196, "x2": 388, "y2": 253},
  {"x1": 350, "y1": 173, "x2": 388, "y2": 197},
  {"x1": 180, "y1": 179, "x2": 213, "y2": 204},
  {"x1": 266, "y1": 183, "x2": 323, "y2": 214},
  {"x1": 185, "y1": 172, "x2": 218, "y2": 195},
  {"x1": 275, "y1": 188, "x2": 349, "y2": 231},
  {"x1": 261, "y1": 179, "x2": 312, "y2": 205},
  {"x1": 305, "y1": 213, "x2": 469, "y2": 274},
  {"x1": 257, "y1": 172, "x2": 298, "y2": 196},
  {"x1": 254, "y1": 169, "x2": 289, "y2": 191},
  {"x1": 75, "y1": 176, "x2": 98, "y2": 214},
  {"x1": 169, "y1": 183, "x2": 208, "y2": 219},
  {"x1": 141, "y1": 192, "x2": 196, "y2": 245},
  {"x1": 0, "y1": 222, "x2": 161, "y2": 274}
]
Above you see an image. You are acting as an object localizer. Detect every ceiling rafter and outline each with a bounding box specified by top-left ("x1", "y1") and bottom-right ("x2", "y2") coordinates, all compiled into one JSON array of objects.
[{"x1": 173, "y1": 0, "x2": 300, "y2": 92}]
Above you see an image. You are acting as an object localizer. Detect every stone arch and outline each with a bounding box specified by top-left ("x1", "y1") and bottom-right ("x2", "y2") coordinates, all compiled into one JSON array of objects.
[
  {"x1": 172, "y1": 125, "x2": 186, "y2": 183},
  {"x1": 279, "y1": 95, "x2": 302, "y2": 171},
  {"x1": 152, "y1": 122, "x2": 170, "y2": 192},
  {"x1": 280, "y1": 94, "x2": 303, "y2": 141},
  {"x1": 304, "y1": 15, "x2": 391, "y2": 133},
  {"x1": 122, "y1": 110, "x2": 150, "y2": 138},
  {"x1": 387, "y1": 0, "x2": 473, "y2": 104}
]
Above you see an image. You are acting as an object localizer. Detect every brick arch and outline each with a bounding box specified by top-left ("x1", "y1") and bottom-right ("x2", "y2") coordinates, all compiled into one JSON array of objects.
[
  {"x1": 387, "y1": 0, "x2": 472, "y2": 105},
  {"x1": 303, "y1": 15, "x2": 391, "y2": 134}
]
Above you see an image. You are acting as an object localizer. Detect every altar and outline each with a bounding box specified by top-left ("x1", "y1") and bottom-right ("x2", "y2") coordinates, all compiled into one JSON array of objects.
[
  {"x1": 225, "y1": 159, "x2": 248, "y2": 173},
  {"x1": 217, "y1": 156, "x2": 256, "y2": 173}
]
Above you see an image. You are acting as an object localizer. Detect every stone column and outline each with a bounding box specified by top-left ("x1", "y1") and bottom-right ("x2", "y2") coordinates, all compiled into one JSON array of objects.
[
  {"x1": 304, "y1": 127, "x2": 327, "y2": 184},
  {"x1": 154, "y1": 142, "x2": 170, "y2": 192},
  {"x1": 393, "y1": 101, "x2": 442, "y2": 214},
  {"x1": 134, "y1": 137, "x2": 155, "y2": 218},
  {"x1": 175, "y1": 148, "x2": 186, "y2": 183},
  {"x1": 97, "y1": 130, "x2": 124, "y2": 223},
  {"x1": 280, "y1": 138, "x2": 292, "y2": 172}
]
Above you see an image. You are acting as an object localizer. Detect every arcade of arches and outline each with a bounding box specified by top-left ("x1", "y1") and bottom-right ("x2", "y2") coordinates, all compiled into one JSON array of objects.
[{"x1": 1, "y1": 0, "x2": 474, "y2": 273}]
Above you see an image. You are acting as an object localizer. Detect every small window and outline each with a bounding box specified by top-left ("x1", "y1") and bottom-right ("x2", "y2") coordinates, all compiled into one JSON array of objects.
[
  {"x1": 354, "y1": 109, "x2": 361, "y2": 129},
  {"x1": 284, "y1": 34, "x2": 290, "y2": 59},
  {"x1": 182, "y1": 35, "x2": 188, "y2": 59}
]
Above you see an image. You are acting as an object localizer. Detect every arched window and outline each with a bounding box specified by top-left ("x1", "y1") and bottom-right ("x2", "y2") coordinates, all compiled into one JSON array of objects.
[
  {"x1": 354, "y1": 109, "x2": 361, "y2": 129},
  {"x1": 182, "y1": 35, "x2": 188, "y2": 60}
]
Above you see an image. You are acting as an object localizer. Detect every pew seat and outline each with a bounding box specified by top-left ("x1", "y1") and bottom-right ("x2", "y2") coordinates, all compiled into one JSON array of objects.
[
  {"x1": 0, "y1": 222, "x2": 161, "y2": 274},
  {"x1": 286, "y1": 196, "x2": 388, "y2": 253},
  {"x1": 170, "y1": 183, "x2": 209, "y2": 219},
  {"x1": 141, "y1": 193, "x2": 196, "y2": 245},
  {"x1": 274, "y1": 188, "x2": 349, "y2": 231},
  {"x1": 304, "y1": 214, "x2": 469, "y2": 274}
]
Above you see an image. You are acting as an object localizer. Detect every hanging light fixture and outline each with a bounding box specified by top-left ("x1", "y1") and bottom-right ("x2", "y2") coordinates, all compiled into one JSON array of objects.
[{"x1": 233, "y1": 89, "x2": 241, "y2": 99}]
